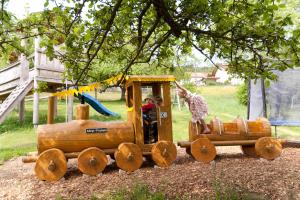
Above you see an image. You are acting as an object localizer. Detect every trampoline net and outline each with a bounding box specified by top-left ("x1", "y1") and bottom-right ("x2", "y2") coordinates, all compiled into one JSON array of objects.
[{"x1": 265, "y1": 68, "x2": 300, "y2": 126}]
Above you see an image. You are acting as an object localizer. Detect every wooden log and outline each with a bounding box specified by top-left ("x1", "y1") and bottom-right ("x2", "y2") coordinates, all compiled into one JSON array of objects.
[
  {"x1": 77, "y1": 147, "x2": 108, "y2": 176},
  {"x1": 47, "y1": 96, "x2": 55, "y2": 124},
  {"x1": 255, "y1": 137, "x2": 282, "y2": 160},
  {"x1": 37, "y1": 120, "x2": 134, "y2": 153},
  {"x1": 114, "y1": 143, "x2": 143, "y2": 172},
  {"x1": 22, "y1": 156, "x2": 37, "y2": 163},
  {"x1": 235, "y1": 118, "x2": 248, "y2": 135},
  {"x1": 281, "y1": 140, "x2": 300, "y2": 148},
  {"x1": 34, "y1": 148, "x2": 67, "y2": 182},
  {"x1": 189, "y1": 133, "x2": 269, "y2": 142},
  {"x1": 210, "y1": 118, "x2": 224, "y2": 135},
  {"x1": 188, "y1": 121, "x2": 202, "y2": 142},
  {"x1": 178, "y1": 140, "x2": 257, "y2": 147},
  {"x1": 213, "y1": 140, "x2": 256, "y2": 146},
  {"x1": 76, "y1": 104, "x2": 89, "y2": 120},
  {"x1": 151, "y1": 141, "x2": 177, "y2": 167},
  {"x1": 241, "y1": 145, "x2": 258, "y2": 157},
  {"x1": 247, "y1": 117, "x2": 271, "y2": 136},
  {"x1": 191, "y1": 138, "x2": 216, "y2": 163}
]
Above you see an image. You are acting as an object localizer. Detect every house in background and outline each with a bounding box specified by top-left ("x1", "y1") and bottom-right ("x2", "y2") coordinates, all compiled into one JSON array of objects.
[
  {"x1": 215, "y1": 64, "x2": 243, "y2": 85},
  {"x1": 189, "y1": 64, "x2": 243, "y2": 85}
]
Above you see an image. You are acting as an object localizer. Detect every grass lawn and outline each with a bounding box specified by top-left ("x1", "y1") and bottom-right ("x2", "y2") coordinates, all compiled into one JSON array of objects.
[{"x1": 0, "y1": 85, "x2": 299, "y2": 164}]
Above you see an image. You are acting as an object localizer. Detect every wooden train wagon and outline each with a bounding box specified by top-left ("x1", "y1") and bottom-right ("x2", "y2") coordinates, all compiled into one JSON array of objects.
[
  {"x1": 23, "y1": 75, "x2": 178, "y2": 181},
  {"x1": 177, "y1": 117, "x2": 283, "y2": 163}
]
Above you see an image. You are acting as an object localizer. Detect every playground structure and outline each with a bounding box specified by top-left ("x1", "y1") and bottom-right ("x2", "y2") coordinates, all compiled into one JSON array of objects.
[
  {"x1": 0, "y1": 37, "x2": 73, "y2": 125},
  {"x1": 0, "y1": 37, "x2": 116, "y2": 125},
  {"x1": 22, "y1": 75, "x2": 288, "y2": 182}
]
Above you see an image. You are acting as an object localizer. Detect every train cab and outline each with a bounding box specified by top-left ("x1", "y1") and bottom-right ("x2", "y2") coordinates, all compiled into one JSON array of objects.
[{"x1": 124, "y1": 75, "x2": 175, "y2": 152}]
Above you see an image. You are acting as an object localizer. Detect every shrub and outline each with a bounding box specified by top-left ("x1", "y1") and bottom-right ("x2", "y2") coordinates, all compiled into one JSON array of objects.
[
  {"x1": 182, "y1": 82, "x2": 197, "y2": 93},
  {"x1": 236, "y1": 82, "x2": 248, "y2": 106}
]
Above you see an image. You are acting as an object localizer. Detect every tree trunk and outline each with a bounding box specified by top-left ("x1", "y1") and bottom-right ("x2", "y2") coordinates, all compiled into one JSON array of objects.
[{"x1": 120, "y1": 86, "x2": 126, "y2": 101}]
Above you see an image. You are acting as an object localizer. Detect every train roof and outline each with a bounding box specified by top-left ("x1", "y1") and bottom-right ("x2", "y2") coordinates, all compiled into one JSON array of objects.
[{"x1": 125, "y1": 75, "x2": 176, "y2": 84}]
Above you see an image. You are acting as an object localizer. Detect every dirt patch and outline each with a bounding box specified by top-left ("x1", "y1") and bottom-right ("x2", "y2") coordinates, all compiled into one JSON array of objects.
[{"x1": 0, "y1": 146, "x2": 299, "y2": 200}]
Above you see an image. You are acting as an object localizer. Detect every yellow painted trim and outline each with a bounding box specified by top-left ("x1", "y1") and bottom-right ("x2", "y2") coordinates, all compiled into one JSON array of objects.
[{"x1": 127, "y1": 107, "x2": 134, "y2": 112}]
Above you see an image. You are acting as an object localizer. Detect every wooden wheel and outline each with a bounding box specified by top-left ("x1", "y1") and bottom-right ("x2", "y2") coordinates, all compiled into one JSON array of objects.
[
  {"x1": 114, "y1": 143, "x2": 143, "y2": 172},
  {"x1": 151, "y1": 141, "x2": 177, "y2": 167},
  {"x1": 78, "y1": 147, "x2": 108, "y2": 176},
  {"x1": 34, "y1": 148, "x2": 67, "y2": 181},
  {"x1": 191, "y1": 138, "x2": 216, "y2": 163},
  {"x1": 241, "y1": 145, "x2": 258, "y2": 157},
  {"x1": 255, "y1": 137, "x2": 282, "y2": 160}
]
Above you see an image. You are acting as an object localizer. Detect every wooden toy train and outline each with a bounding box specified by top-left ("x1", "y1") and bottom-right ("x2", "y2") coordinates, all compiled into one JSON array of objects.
[{"x1": 23, "y1": 75, "x2": 284, "y2": 182}]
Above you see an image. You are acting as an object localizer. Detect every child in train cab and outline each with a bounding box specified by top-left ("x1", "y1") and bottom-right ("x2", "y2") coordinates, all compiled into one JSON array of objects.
[
  {"x1": 175, "y1": 81, "x2": 210, "y2": 134},
  {"x1": 142, "y1": 96, "x2": 156, "y2": 113},
  {"x1": 142, "y1": 95, "x2": 158, "y2": 143}
]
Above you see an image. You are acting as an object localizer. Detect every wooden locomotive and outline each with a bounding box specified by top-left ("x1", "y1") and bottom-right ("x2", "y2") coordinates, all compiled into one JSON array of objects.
[
  {"x1": 24, "y1": 76, "x2": 177, "y2": 181},
  {"x1": 23, "y1": 75, "x2": 283, "y2": 182}
]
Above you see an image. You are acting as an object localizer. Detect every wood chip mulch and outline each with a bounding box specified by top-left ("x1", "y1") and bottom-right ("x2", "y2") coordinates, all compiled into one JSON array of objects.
[{"x1": 0, "y1": 146, "x2": 299, "y2": 200}]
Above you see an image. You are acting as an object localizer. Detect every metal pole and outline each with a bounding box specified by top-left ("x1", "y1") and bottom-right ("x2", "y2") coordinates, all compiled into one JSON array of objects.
[{"x1": 261, "y1": 78, "x2": 267, "y2": 118}]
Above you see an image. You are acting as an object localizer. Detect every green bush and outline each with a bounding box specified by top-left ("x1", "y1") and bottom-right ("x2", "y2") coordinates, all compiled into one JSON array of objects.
[
  {"x1": 236, "y1": 82, "x2": 248, "y2": 106},
  {"x1": 182, "y1": 82, "x2": 197, "y2": 93}
]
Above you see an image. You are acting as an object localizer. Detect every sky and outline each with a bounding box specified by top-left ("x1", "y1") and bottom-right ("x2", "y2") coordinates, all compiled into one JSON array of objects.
[
  {"x1": 7, "y1": 0, "x2": 45, "y2": 19},
  {"x1": 6, "y1": 0, "x2": 222, "y2": 67}
]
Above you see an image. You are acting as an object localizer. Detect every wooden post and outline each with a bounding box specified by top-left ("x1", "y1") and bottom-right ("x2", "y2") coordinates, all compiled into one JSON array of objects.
[
  {"x1": 33, "y1": 81, "x2": 39, "y2": 126},
  {"x1": 76, "y1": 104, "x2": 89, "y2": 120},
  {"x1": 33, "y1": 36, "x2": 40, "y2": 127},
  {"x1": 19, "y1": 38, "x2": 29, "y2": 123},
  {"x1": 67, "y1": 95, "x2": 73, "y2": 121},
  {"x1": 132, "y1": 82, "x2": 143, "y2": 146},
  {"x1": 53, "y1": 96, "x2": 58, "y2": 117},
  {"x1": 157, "y1": 82, "x2": 173, "y2": 142},
  {"x1": 19, "y1": 99, "x2": 25, "y2": 123},
  {"x1": 47, "y1": 96, "x2": 55, "y2": 124},
  {"x1": 152, "y1": 83, "x2": 161, "y2": 97}
]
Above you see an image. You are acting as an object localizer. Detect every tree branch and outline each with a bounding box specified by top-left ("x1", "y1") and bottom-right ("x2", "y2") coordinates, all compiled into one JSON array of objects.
[{"x1": 75, "y1": 0, "x2": 123, "y2": 85}]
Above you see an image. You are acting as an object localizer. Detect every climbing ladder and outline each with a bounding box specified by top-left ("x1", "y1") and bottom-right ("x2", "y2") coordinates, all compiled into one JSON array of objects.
[{"x1": 0, "y1": 79, "x2": 33, "y2": 124}]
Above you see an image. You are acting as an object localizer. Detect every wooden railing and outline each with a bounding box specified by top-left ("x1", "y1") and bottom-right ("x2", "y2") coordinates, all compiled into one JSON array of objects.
[{"x1": 0, "y1": 61, "x2": 22, "y2": 95}]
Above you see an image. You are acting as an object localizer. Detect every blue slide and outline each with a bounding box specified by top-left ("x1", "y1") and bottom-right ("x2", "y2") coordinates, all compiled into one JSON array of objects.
[{"x1": 76, "y1": 93, "x2": 119, "y2": 117}]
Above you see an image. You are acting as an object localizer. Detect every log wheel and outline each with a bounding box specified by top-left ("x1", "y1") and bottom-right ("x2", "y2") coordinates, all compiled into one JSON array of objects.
[
  {"x1": 34, "y1": 148, "x2": 67, "y2": 181},
  {"x1": 240, "y1": 145, "x2": 258, "y2": 157},
  {"x1": 151, "y1": 141, "x2": 177, "y2": 167},
  {"x1": 78, "y1": 147, "x2": 108, "y2": 176},
  {"x1": 255, "y1": 137, "x2": 282, "y2": 160},
  {"x1": 114, "y1": 143, "x2": 143, "y2": 172},
  {"x1": 191, "y1": 138, "x2": 216, "y2": 163}
]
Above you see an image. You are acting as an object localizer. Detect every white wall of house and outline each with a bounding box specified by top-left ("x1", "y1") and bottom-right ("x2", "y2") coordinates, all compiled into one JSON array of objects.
[{"x1": 215, "y1": 69, "x2": 243, "y2": 85}]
